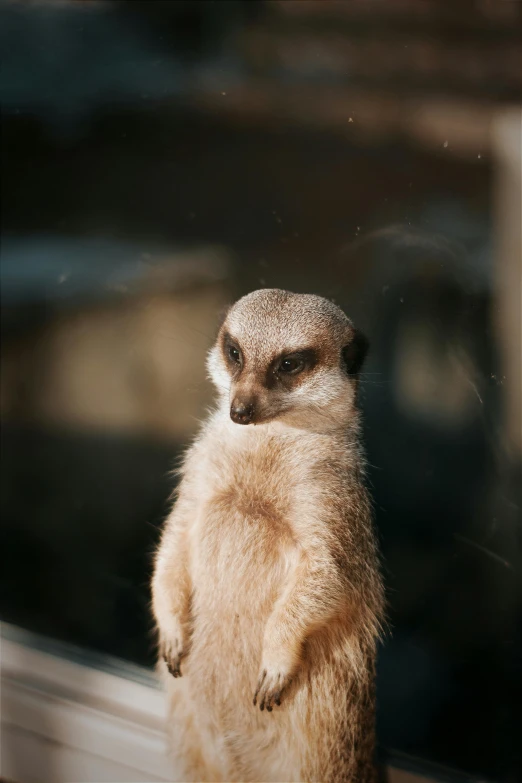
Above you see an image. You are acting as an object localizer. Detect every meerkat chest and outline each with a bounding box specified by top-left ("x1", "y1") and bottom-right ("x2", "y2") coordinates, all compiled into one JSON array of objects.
[{"x1": 192, "y1": 435, "x2": 299, "y2": 591}]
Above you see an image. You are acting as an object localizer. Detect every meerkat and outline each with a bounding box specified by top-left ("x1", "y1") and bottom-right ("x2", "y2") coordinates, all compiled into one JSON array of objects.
[{"x1": 152, "y1": 289, "x2": 384, "y2": 783}]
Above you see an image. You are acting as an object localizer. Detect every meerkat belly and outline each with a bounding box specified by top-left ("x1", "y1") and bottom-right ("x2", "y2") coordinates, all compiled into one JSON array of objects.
[{"x1": 186, "y1": 483, "x2": 295, "y2": 710}]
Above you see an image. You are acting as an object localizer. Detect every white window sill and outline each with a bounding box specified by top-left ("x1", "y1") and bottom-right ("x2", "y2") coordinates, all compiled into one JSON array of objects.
[
  {"x1": 1, "y1": 621, "x2": 439, "y2": 783},
  {"x1": 1, "y1": 622, "x2": 172, "y2": 782}
]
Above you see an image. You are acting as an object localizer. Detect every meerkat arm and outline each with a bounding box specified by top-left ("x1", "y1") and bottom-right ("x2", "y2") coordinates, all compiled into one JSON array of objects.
[
  {"x1": 254, "y1": 539, "x2": 346, "y2": 710},
  {"x1": 152, "y1": 487, "x2": 194, "y2": 677}
]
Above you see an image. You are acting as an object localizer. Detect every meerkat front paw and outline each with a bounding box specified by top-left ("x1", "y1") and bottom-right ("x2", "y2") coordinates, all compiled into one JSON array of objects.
[
  {"x1": 253, "y1": 666, "x2": 293, "y2": 711},
  {"x1": 159, "y1": 621, "x2": 186, "y2": 678}
]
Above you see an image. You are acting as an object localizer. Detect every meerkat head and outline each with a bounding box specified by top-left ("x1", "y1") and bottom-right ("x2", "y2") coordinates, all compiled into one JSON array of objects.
[{"x1": 207, "y1": 289, "x2": 368, "y2": 432}]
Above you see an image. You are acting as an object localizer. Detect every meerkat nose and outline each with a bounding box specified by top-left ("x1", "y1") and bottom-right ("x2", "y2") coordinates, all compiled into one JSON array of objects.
[{"x1": 230, "y1": 401, "x2": 255, "y2": 425}]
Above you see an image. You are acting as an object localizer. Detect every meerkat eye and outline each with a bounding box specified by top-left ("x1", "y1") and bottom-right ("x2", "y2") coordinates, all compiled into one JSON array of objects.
[
  {"x1": 228, "y1": 345, "x2": 241, "y2": 365},
  {"x1": 278, "y1": 356, "x2": 304, "y2": 375}
]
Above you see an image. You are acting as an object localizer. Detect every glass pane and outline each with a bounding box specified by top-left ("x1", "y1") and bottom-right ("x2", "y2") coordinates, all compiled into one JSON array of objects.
[{"x1": 1, "y1": 2, "x2": 520, "y2": 781}]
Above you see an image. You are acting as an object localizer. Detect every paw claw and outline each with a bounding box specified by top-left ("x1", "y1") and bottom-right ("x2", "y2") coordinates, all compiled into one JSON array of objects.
[
  {"x1": 253, "y1": 667, "x2": 292, "y2": 712},
  {"x1": 161, "y1": 638, "x2": 185, "y2": 679},
  {"x1": 165, "y1": 656, "x2": 182, "y2": 678}
]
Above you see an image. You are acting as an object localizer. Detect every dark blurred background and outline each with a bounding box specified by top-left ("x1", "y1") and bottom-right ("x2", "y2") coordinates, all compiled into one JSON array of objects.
[{"x1": 1, "y1": 1, "x2": 521, "y2": 781}]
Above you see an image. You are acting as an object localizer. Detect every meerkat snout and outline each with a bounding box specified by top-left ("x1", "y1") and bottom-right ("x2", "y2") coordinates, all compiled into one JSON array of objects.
[
  {"x1": 230, "y1": 399, "x2": 255, "y2": 425},
  {"x1": 207, "y1": 289, "x2": 368, "y2": 431}
]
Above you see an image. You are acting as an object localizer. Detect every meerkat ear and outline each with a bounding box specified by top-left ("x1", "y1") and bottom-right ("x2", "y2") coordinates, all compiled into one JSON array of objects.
[{"x1": 341, "y1": 330, "x2": 369, "y2": 377}]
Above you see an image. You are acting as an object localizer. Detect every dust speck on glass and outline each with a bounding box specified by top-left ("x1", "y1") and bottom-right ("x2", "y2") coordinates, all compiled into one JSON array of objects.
[{"x1": 1, "y1": 2, "x2": 520, "y2": 781}]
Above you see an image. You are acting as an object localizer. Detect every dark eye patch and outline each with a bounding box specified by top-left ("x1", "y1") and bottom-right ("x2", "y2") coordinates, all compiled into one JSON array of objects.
[
  {"x1": 279, "y1": 356, "x2": 304, "y2": 374},
  {"x1": 269, "y1": 348, "x2": 317, "y2": 386},
  {"x1": 222, "y1": 332, "x2": 243, "y2": 370},
  {"x1": 228, "y1": 345, "x2": 241, "y2": 364}
]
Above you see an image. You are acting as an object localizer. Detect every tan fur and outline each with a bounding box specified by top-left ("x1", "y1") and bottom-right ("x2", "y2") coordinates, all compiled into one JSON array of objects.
[{"x1": 152, "y1": 289, "x2": 384, "y2": 782}]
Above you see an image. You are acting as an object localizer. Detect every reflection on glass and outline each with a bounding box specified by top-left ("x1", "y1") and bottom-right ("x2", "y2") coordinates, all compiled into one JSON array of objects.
[{"x1": 1, "y1": 2, "x2": 520, "y2": 781}]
